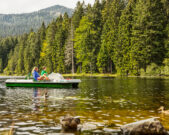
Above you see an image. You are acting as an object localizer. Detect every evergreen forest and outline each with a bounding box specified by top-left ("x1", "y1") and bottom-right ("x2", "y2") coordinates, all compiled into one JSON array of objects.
[
  {"x1": 0, "y1": 0, "x2": 168, "y2": 76},
  {"x1": 0, "y1": 5, "x2": 73, "y2": 37}
]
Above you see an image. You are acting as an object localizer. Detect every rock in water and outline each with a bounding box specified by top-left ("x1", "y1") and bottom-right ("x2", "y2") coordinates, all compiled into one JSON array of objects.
[{"x1": 120, "y1": 118, "x2": 168, "y2": 135}]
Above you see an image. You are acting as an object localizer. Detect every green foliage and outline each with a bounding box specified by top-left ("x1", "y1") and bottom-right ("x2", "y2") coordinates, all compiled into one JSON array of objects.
[
  {"x1": 161, "y1": 58, "x2": 169, "y2": 75},
  {"x1": 114, "y1": 0, "x2": 135, "y2": 75},
  {"x1": 140, "y1": 63, "x2": 161, "y2": 76},
  {"x1": 72, "y1": 2, "x2": 84, "y2": 29},
  {"x1": 74, "y1": 16, "x2": 97, "y2": 73},
  {"x1": 99, "y1": 0, "x2": 125, "y2": 74},
  {"x1": 0, "y1": 58, "x2": 2, "y2": 73},
  {"x1": 0, "y1": 0, "x2": 168, "y2": 76},
  {"x1": 97, "y1": 44, "x2": 108, "y2": 73},
  {"x1": 130, "y1": 0, "x2": 165, "y2": 75}
]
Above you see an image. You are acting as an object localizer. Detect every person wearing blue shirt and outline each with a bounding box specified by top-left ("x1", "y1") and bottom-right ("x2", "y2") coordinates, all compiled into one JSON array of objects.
[{"x1": 32, "y1": 67, "x2": 44, "y2": 81}]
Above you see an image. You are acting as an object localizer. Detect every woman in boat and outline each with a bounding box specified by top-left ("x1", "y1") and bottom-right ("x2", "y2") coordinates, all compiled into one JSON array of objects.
[
  {"x1": 41, "y1": 66, "x2": 49, "y2": 80},
  {"x1": 32, "y1": 67, "x2": 45, "y2": 81}
]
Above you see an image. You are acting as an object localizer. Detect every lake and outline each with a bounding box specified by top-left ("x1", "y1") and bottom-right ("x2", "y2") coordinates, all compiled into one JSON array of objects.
[{"x1": 0, "y1": 77, "x2": 169, "y2": 134}]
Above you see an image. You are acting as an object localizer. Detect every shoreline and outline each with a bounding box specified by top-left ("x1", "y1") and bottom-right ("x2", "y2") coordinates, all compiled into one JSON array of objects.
[{"x1": 0, "y1": 73, "x2": 169, "y2": 79}]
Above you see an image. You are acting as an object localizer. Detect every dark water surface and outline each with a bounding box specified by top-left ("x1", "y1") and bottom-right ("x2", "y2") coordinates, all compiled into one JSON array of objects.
[{"x1": 0, "y1": 77, "x2": 169, "y2": 134}]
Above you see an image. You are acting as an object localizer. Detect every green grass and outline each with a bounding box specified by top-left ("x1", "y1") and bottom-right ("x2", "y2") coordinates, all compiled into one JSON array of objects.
[
  {"x1": 1, "y1": 72, "x2": 169, "y2": 79},
  {"x1": 62, "y1": 73, "x2": 117, "y2": 77}
]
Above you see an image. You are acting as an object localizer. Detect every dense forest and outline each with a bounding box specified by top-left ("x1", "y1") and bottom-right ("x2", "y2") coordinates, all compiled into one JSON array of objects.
[
  {"x1": 0, "y1": 0, "x2": 168, "y2": 76},
  {"x1": 0, "y1": 5, "x2": 73, "y2": 37}
]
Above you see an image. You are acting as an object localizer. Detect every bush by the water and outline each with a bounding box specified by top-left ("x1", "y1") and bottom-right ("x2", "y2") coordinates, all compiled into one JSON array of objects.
[{"x1": 140, "y1": 59, "x2": 169, "y2": 76}]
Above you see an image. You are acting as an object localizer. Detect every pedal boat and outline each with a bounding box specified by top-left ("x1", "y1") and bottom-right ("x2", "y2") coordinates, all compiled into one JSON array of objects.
[{"x1": 5, "y1": 79, "x2": 81, "y2": 88}]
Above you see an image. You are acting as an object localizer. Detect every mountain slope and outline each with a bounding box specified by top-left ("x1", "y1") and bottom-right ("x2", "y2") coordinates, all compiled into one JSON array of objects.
[{"x1": 0, "y1": 5, "x2": 73, "y2": 37}]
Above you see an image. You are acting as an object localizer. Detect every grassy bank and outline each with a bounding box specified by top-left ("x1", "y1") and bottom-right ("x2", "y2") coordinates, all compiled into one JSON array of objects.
[
  {"x1": 57, "y1": 73, "x2": 117, "y2": 77},
  {"x1": 1, "y1": 73, "x2": 169, "y2": 78},
  {"x1": 62, "y1": 73, "x2": 169, "y2": 78},
  {"x1": 0, "y1": 73, "x2": 117, "y2": 77}
]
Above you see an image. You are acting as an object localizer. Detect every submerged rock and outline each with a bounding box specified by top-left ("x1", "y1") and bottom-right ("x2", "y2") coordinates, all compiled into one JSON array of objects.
[
  {"x1": 81, "y1": 123, "x2": 97, "y2": 131},
  {"x1": 120, "y1": 118, "x2": 168, "y2": 135},
  {"x1": 93, "y1": 129, "x2": 103, "y2": 134},
  {"x1": 61, "y1": 117, "x2": 80, "y2": 131},
  {"x1": 103, "y1": 128, "x2": 121, "y2": 133}
]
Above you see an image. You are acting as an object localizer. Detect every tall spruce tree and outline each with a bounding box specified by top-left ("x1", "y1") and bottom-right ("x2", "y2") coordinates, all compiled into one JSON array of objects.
[
  {"x1": 45, "y1": 20, "x2": 57, "y2": 72},
  {"x1": 162, "y1": 0, "x2": 169, "y2": 58},
  {"x1": 74, "y1": 15, "x2": 97, "y2": 73},
  {"x1": 130, "y1": 0, "x2": 166, "y2": 75},
  {"x1": 87, "y1": 0, "x2": 103, "y2": 73},
  {"x1": 114, "y1": 0, "x2": 135, "y2": 75},
  {"x1": 98, "y1": 0, "x2": 125, "y2": 73},
  {"x1": 72, "y1": 1, "x2": 85, "y2": 29},
  {"x1": 15, "y1": 34, "x2": 28, "y2": 74}
]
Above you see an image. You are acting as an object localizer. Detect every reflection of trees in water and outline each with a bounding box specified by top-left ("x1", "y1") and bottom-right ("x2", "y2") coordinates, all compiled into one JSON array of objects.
[
  {"x1": 77, "y1": 77, "x2": 169, "y2": 110},
  {"x1": 0, "y1": 80, "x2": 5, "y2": 96},
  {"x1": 0, "y1": 87, "x2": 5, "y2": 96},
  {"x1": 148, "y1": 79, "x2": 168, "y2": 108},
  {"x1": 0, "y1": 86, "x2": 6, "y2": 103},
  {"x1": 33, "y1": 88, "x2": 49, "y2": 112},
  {"x1": 129, "y1": 78, "x2": 168, "y2": 109}
]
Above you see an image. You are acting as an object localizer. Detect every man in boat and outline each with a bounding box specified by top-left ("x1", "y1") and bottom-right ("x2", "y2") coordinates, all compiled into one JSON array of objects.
[
  {"x1": 32, "y1": 67, "x2": 45, "y2": 81},
  {"x1": 41, "y1": 66, "x2": 49, "y2": 80}
]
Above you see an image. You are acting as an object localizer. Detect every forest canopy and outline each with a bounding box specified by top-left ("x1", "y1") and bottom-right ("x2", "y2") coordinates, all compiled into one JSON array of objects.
[{"x1": 0, "y1": 0, "x2": 168, "y2": 76}]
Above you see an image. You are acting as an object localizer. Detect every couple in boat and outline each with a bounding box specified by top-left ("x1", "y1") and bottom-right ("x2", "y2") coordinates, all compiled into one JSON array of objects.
[{"x1": 32, "y1": 66, "x2": 49, "y2": 81}]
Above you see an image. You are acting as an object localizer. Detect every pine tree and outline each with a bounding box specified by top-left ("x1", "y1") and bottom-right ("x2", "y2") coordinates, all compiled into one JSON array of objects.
[
  {"x1": 0, "y1": 37, "x2": 17, "y2": 71},
  {"x1": 74, "y1": 16, "x2": 97, "y2": 73},
  {"x1": 38, "y1": 22, "x2": 46, "y2": 42},
  {"x1": 97, "y1": 43, "x2": 108, "y2": 73},
  {"x1": 99, "y1": 0, "x2": 125, "y2": 73},
  {"x1": 45, "y1": 20, "x2": 57, "y2": 72},
  {"x1": 72, "y1": 1, "x2": 85, "y2": 29},
  {"x1": 130, "y1": 0, "x2": 166, "y2": 75},
  {"x1": 162, "y1": 0, "x2": 169, "y2": 58},
  {"x1": 114, "y1": 0, "x2": 136, "y2": 75},
  {"x1": 15, "y1": 34, "x2": 28, "y2": 74}
]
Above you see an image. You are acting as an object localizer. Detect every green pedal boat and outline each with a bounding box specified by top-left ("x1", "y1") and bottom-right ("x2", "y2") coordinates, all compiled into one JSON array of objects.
[{"x1": 5, "y1": 79, "x2": 81, "y2": 88}]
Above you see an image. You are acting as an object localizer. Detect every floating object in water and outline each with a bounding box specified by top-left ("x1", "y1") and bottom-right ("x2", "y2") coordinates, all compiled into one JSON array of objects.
[
  {"x1": 5, "y1": 79, "x2": 81, "y2": 88},
  {"x1": 158, "y1": 106, "x2": 169, "y2": 115},
  {"x1": 61, "y1": 116, "x2": 80, "y2": 131}
]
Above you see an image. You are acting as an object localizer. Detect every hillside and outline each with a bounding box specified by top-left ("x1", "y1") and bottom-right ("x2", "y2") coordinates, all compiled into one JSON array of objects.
[{"x1": 0, "y1": 5, "x2": 73, "y2": 37}]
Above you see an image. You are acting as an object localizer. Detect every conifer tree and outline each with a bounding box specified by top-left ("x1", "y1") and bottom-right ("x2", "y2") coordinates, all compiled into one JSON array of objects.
[
  {"x1": 86, "y1": 0, "x2": 103, "y2": 73},
  {"x1": 97, "y1": 43, "x2": 108, "y2": 73},
  {"x1": 74, "y1": 16, "x2": 97, "y2": 73},
  {"x1": 45, "y1": 20, "x2": 57, "y2": 72},
  {"x1": 131, "y1": 0, "x2": 166, "y2": 75},
  {"x1": 72, "y1": 1, "x2": 85, "y2": 29},
  {"x1": 162, "y1": 0, "x2": 169, "y2": 58},
  {"x1": 38, "y1": 22, "x2": 46, "y2": 42},
  {"x1": 114, "y1": 0, "x2": 135, "y2": 75},
  {"x1": 98, "y1": 0, "x2": 125, "y2": 73},
  {"x1": 15, "y1": 34, "x2": 28, "y2": 74}
]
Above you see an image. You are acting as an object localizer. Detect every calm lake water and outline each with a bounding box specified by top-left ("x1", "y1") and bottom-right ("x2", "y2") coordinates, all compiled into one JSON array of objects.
[{"x1": 0, "y1": 77, "x2": 169, "y2": 134}]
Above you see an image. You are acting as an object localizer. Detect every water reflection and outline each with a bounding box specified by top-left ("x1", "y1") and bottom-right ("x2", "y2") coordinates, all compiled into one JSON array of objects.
[
  {"x1": 33, "y1": 88, "x2": 48, "y2": 112},
  {"x1": 0, "y1": 77, "x2": 169, "y2": 134}
]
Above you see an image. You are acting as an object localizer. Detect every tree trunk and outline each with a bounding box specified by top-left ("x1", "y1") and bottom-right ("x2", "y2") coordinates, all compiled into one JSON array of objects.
[
  {"x1": 110, "y1": 60, "x2": 112, "y2": 74},
  {"x1": 71, "y1": 21, "x2": 75, "y2": 74}
]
